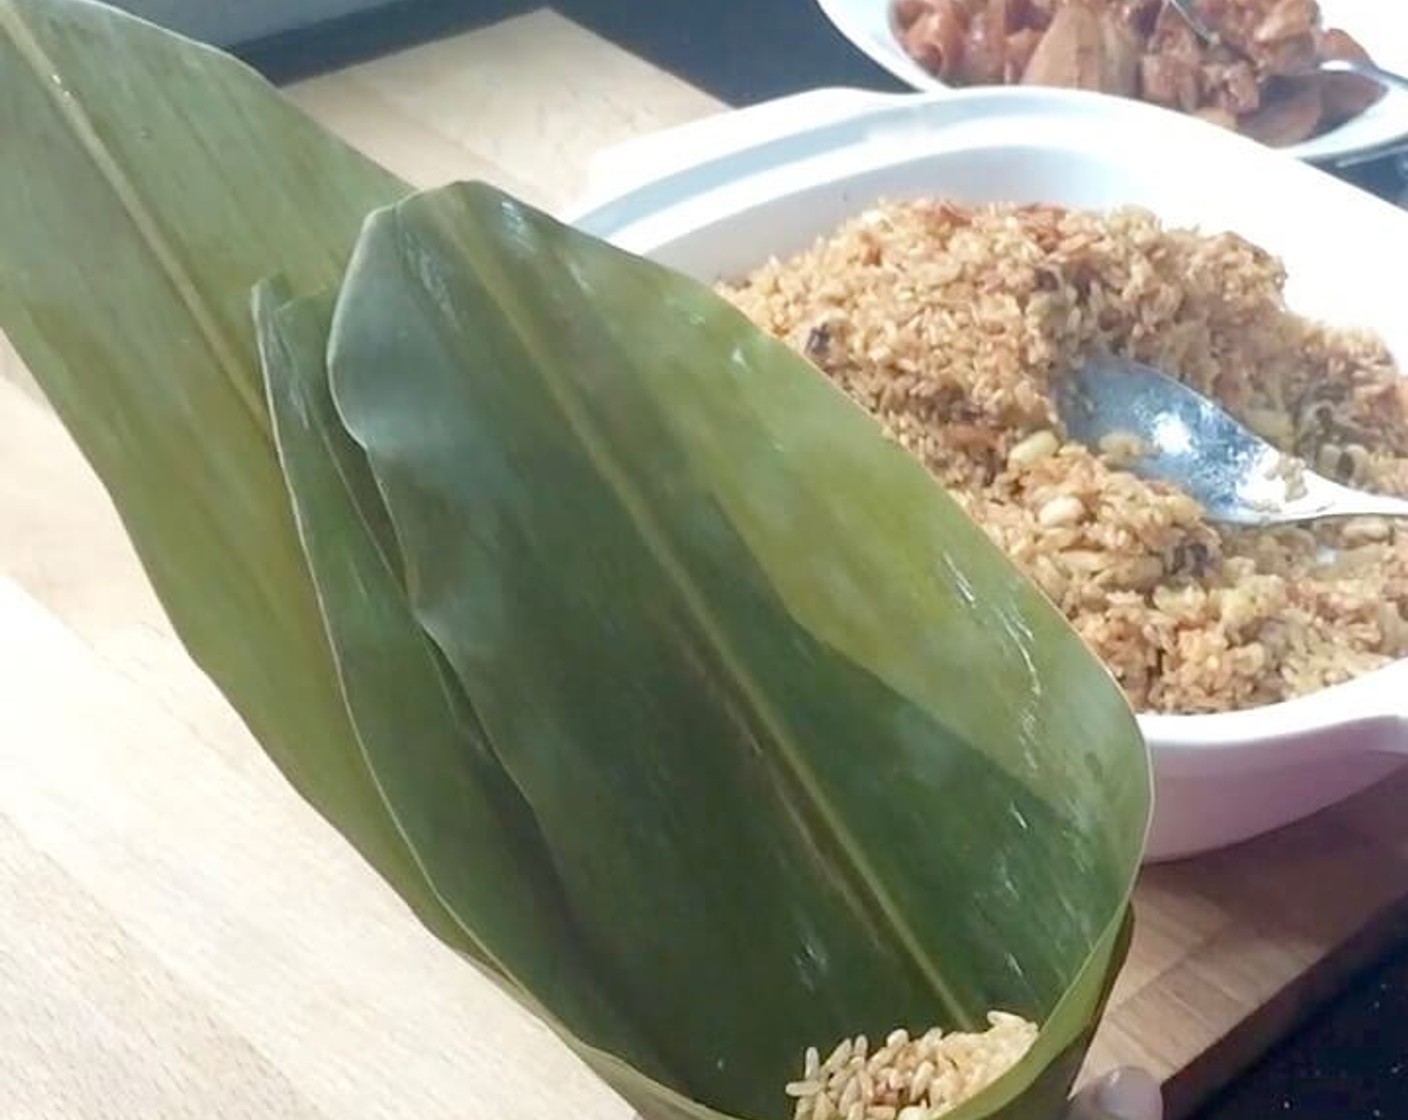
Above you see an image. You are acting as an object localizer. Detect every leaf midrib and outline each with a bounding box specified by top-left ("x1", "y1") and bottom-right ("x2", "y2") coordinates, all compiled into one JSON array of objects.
[
  {"x1": 0, "y1": 0, "x2": 270, "y2": 436},
  {"x1": 434, "y1": 196, "x2": 973, "y2": 1030}
]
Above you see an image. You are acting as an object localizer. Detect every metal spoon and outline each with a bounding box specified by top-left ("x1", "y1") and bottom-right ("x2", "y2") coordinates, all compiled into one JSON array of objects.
[
  {"x1": 1163, "y1": 0, "x2": 1219, "y2": 44},
  {"x1": 1315, "y1": 56, "x2": 1408, "y2": 96},
  {"x1": 1164, "y1": 0, "x2": 1408, "y2": 93},
  {"x1": 1054, "y1": 354, "x2": 1408, "y2": 526}
]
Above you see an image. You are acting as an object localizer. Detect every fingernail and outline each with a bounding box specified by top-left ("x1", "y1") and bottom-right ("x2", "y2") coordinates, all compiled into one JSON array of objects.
[{"x1": 1094, "y1": 1068, "x2": 1163, "y2": 1120}]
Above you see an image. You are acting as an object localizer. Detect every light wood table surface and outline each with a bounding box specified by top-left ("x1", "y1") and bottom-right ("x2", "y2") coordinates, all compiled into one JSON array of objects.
[{"x1": 3, "y1": 10, "x2": 1408, "y2": 1119}]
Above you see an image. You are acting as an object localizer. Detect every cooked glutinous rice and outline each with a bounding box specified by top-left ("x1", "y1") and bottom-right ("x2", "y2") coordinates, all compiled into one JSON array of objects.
[
  {"x1": 786, "y1": 1014, "x2": 1039, "y2": 1120},
  {"x1": 721, "y1": 200, "x2": 1408, "y2": 715}
]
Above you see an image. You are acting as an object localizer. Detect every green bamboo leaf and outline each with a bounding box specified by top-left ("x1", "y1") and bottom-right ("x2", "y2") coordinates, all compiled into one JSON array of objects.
[
  {"x1": 253, "y1": 277, "x2": 753, "y2": 1120},
  {"x1": 0, "y1": 6, "x2": 1149, "y2": 1116},
  {"x1": 252, "y1": 278, "x2": 665, "y2": 1070},
  {"x1": 0, "y1": 0, "x2": 464, "y2": 946},
  {"x1": 942, "y1": 911, "x2": 1133, "y2": 1120},
  {"x1": 328, "y1": 183, "x2": 1150, "y2": 1120}
]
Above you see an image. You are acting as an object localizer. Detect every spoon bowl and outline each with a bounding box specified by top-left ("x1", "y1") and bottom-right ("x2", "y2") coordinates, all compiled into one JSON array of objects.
[{"x1": 1055, "y1": 355, "x2": 1408, "y2": 526}]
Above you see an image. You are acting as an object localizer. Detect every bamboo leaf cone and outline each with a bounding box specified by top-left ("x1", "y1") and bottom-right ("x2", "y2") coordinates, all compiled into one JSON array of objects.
[{"x1": 0, "y1": 3, "x2": 1153, "y2": 1119}]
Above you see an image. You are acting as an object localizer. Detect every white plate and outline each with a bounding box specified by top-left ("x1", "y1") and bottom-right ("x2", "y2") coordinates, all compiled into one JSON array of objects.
[
  {"x1": 814, "y1": 0, "x2": 1408, "y2": 163},
  {"x1": 571, "y1": 86, "x2": 1408, "y2": 861}
]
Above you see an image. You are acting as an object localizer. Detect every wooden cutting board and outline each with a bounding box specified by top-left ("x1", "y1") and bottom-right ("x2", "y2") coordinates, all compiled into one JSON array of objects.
[{"x1": 3, "y1": 10, "x2": 1408, "y2": 1119}]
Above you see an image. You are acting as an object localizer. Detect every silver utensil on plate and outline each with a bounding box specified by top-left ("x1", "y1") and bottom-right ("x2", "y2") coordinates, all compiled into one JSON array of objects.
[
  {"x1": 1164, "y1": 0, "x2": 1408, "y2": 93},
  {"x1": 1054, "y1": 354, "x2": 1408, "y2": 526},
  {"x1": 1162, "y1": 0, "x2": 1219, "y2": 44},
  {"x1": 1316, "y1": 56, "x2": 1408, "y2": 96}
]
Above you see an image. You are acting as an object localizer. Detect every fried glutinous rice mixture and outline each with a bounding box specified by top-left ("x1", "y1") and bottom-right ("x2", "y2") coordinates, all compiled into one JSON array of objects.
[
  {"x1": 785, "y1": 1018, "x2": 1039, "y2": 1120},
  {"x1": 720, "y1": 200, "x2": 1408, "y2": 715}
]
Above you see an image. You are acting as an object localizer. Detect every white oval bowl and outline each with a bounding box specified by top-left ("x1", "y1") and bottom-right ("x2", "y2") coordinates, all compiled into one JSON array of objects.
[
  {"x1": 814, "y1": 0, "x2": 1408, "y2": 164},
  {"x1": 569, "y1": 86, "x2": 1408, "y2": 861}
]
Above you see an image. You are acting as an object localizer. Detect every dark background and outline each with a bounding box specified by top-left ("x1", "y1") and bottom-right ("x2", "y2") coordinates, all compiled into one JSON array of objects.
[{"x1": 235, "y1": 1, "x2": 1408, "y2": 1116}]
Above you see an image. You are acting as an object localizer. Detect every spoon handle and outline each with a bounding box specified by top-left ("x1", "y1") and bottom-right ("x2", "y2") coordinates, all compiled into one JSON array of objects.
[
  {"x1": 1318, "y1": 56, "x2": 1408, "y2": 96},
  {"x1": 1163, "y1": 0, "x2": 1217, "y2": 44},
  {"x1": 1269, "y1": 473, "x2": 1408, "y2": 525}
]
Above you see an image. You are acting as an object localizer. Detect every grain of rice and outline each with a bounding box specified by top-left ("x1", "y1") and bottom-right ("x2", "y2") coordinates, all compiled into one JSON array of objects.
[
  {"x1": 1097, "y1": 430, "x2": 1148, "y2": 466},
  {"x1": 1008, "y1": 428, "x2": 1060, "y2": 467},
  {"x1": 721, "y1": 199, "x2": 1408, "y2": 714},
  {"x1": 1037, "y1": 493, "x2": 1086, "y2": 528},
  {"x1": 1343, "y1": 516, "x2": 1391, "y2": 545},
  {"x1": 839, "y1": 1075, "x2": 862, "y2": 1112}
]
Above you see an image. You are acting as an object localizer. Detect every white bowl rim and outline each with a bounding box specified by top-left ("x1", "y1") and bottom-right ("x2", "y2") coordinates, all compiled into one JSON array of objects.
[{"x1": 569, "y1": 83, "x2": 1408, "y2": 756}]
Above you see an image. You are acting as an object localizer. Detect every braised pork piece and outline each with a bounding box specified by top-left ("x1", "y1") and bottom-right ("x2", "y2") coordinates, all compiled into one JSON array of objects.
[{"x1": 892, "y1": 0, "x2": 1383, "y2": 145}]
